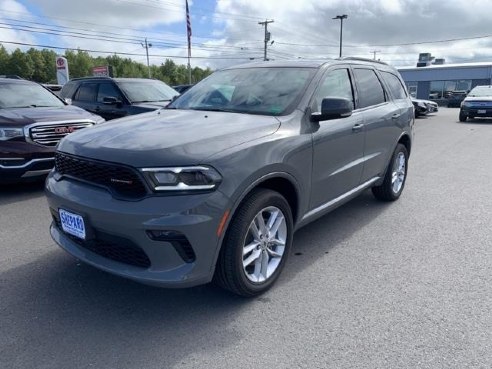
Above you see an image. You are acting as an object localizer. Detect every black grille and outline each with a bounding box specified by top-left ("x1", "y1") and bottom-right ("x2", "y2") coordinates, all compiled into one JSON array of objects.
[
  {"x1": 54, "y1": 152, "x2": 147, "y2": 199},
  {"x1": 53, "y1": 215, "x2": 151, "y2": 268}
]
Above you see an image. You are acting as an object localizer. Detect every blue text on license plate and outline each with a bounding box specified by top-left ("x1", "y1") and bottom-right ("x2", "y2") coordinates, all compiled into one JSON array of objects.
[{"x1": 59, "y1": 209, "x2": 86, "y2": 240}]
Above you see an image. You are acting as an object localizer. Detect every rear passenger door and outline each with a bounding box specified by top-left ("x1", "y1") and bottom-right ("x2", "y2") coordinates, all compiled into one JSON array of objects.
[
  {"x1": 309, "y1": 67, "x2": 365, "y2": 210},
  {"x1": 352, "y1": 67, "x2": 400, "y2": 183}
]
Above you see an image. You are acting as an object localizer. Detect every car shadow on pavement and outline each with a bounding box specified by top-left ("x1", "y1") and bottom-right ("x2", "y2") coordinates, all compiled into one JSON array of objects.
[
  {"x1": 0, "y1": 180, "x2": 45, "y2": 206},
  {"x1": 459, "y1": 118, "x2": 492, "y2": 124},
  {"x1": 280, "y1": 190, "x2": 392, "y2": 286},
  {"x1": 0, "y1": 249, "x2": 250, "y2": 368},
  {"x1": 0, "y1": 189, "x2": 393, "y2": 368}
]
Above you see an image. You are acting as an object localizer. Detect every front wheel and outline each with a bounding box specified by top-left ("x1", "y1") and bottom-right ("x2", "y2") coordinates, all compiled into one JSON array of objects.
[
  {"x1": 459, "y1": 110, "x2": 467, "y2": 122},
  {"x1": 214, "y1": 189, "x2": 293, "y2": 297},
  {"x1": 372, "y1": 144, "x2": 408, "y2": 202}
]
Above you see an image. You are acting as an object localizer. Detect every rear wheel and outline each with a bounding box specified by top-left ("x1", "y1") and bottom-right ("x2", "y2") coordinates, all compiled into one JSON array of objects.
[
  {"x1": 372, "y1": 144, "x2": 408, "y2": 202},
  {"x1": 214, "y1": 189, "x2": 293, "y2": 297}
]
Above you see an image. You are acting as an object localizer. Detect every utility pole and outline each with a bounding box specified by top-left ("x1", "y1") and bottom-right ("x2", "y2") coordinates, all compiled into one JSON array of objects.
[
  {"x1": 142, "y1": 38, "x2": 152, "y2": 78},
  {"x1": 332, "y1": 14, "x2": 348, "y2": 58},
  {"x1": 371, "y1": 50, "x2": 381, "y2": 60},
  {"x1": 258, "y1": 19, "x2": 274, "y2": 61}
]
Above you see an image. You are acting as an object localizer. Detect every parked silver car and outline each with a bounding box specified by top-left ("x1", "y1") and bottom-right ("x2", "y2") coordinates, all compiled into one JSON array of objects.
[{"x1": 46, "y1": 58, "x2": 414, "y2": 296}]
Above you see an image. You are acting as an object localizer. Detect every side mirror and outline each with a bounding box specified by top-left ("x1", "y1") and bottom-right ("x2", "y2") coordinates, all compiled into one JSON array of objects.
[
  {"x1": 103, "y1": 96, "x2": 120, "y2": 105},
  {"x1": 311, "y1": 97, "x2": 353, "y2": 122},
  {"x1": 64, "y1": 98, "x2": 72, "y2": 105}
]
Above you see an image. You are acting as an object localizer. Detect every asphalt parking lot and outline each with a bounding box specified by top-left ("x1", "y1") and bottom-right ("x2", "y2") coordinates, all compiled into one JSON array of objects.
[{"x1": 1, "y1": 107, "x2": 491, "y2": 369}]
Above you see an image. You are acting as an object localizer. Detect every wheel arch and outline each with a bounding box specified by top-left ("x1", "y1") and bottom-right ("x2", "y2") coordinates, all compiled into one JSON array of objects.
[{"x1": 211, "y1": 172, "x2": 301, "y2": 272}]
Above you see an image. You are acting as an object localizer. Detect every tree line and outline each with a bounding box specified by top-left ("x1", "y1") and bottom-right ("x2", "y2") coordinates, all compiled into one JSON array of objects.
[{"x1": 0, "y1": 45, "x2": 213, "y2": 86}]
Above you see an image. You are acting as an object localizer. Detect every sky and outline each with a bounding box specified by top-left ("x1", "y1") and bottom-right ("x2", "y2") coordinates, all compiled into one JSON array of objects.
[{"x1": 0, "y1": 0, "x2": 491, "y2": 70}]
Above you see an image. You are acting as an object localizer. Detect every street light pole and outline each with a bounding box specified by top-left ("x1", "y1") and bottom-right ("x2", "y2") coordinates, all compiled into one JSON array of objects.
[{"x1": 332, "y1": 14, "x2": 348, "y2": 58}]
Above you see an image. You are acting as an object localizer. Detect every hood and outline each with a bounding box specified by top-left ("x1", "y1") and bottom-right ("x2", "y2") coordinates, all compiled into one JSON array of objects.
[
  {"x1": 58, "y1": 108, "x2": 281, "y2": 167},
  {"x1": 0, "y1": 105, "x2": 102, "y2": 128},
  {"x1": 464, "y1": 96, "x2": 492, "y2": 103}
]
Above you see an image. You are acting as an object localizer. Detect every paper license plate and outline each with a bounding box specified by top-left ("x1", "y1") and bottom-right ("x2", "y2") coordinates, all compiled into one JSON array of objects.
[
  {"x1": 59, "y1": 209, "x2": 86, "y2": 240},
  {"x1": 477, "y1": 109, "x2": 486, "y2": 114}
]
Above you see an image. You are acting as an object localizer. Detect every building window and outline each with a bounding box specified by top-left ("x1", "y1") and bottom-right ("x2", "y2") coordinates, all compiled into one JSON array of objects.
[
  {"x1": 429, "y1": 81, "x2": 444, "y2": 99},
  {"x1": 429, "y1": 80, "x2": 472, "y2": 100}
]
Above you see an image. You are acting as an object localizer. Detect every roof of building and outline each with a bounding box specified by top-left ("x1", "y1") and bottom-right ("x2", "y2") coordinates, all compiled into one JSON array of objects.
[{"x1": 397, "y1": 62, "x2": 492, "y2": 71}]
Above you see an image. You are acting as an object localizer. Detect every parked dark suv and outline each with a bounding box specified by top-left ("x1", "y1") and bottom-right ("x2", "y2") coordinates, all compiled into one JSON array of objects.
[
  {"x1": 0, "y1": 78, "x2": 104, "y2": 183},
  {"x1": 46, "y1": 58, "x2": 414, "y2": 296},
  {"x1": 60, "y1": 77, "x2": 179, "y2": 120}
]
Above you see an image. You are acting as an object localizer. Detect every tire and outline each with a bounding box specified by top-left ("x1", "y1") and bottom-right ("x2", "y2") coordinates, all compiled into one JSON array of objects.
[
  {"x1": 459, "y1": 111, "x2": 467, "y2": 122},
  {"x1": 372, "y1": 143, "x2": 408, "y2": 202},
  {"x1": 214, "y1": 189, "x2": 293, "y2": 297}
]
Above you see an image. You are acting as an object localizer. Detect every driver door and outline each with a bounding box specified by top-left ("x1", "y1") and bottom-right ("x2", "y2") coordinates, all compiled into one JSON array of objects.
[{"x1": 309, "y1": 67, "x2": 365, "y2": 210}]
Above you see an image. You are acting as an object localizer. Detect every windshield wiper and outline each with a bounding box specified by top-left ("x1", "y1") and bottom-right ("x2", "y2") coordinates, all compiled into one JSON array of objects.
[
  {"x1": 189, "y1": 107, "x2": 237, "y2": 113},
  {"x1": 9, "y1": 105, "x2": 54, "y2": 108},
  {"x1": 134, "y1": 99, "x2": 171, "y2": 103}
]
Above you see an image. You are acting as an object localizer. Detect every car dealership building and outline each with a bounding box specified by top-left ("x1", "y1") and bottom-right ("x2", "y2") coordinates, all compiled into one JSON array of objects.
[{"x1": 397, "y1": 59, "x2": 492, "y2": 105}]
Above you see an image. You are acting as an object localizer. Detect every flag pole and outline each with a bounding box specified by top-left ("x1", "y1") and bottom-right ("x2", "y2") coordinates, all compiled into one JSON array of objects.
[{"x1": 186, "y1": 0, "x2": 192, "y2": 84}]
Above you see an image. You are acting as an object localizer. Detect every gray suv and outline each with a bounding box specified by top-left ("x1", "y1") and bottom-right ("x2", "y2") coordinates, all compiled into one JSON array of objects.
[{"x1": 46, "y1": 58, "x2": 414, "y2": 296}]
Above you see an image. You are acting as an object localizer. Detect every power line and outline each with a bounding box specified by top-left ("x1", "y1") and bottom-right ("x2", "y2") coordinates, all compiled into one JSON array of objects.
[{"x1": 0, "y1": 40, "x2": 265, "y2": 60}]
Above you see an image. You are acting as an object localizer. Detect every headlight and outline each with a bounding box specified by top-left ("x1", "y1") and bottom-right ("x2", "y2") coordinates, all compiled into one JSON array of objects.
[
  {"x1": 141, "y1": 166, "x2": 222, "y2": 191},
  {"x1": 461, "y1": 101, "x2": 472, "y2": 108},
  {"x1": 418, "y1": 102, "x2": 427, "y2": 108},
  {"x1": 0, "y1": 127, "x2": 24, "y2": 141}
]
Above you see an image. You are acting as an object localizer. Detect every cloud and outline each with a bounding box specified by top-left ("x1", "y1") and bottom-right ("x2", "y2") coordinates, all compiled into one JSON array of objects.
[
  {"x1": 0, "y1": 0, "x2": 38, "y2": 50},
  {"x1": 212, "y1": 0, "x2": 492, "y2": 67}
]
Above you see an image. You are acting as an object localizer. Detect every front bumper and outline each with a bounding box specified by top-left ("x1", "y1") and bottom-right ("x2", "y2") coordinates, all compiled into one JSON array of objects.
[
  {"x1": 45, "y1": 173, "x2": 231, "y2": 287},
  {"x1": 0, "y1": 141, "x2": 55, "y2": 182},
  {"x1": 461, "y1": 107, "x2": 492, "y2": 118}
]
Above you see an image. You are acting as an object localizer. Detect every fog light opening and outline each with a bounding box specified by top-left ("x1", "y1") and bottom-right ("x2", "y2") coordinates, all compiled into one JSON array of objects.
[{"x1": 146, "y1": 230, "x2": 196, "y2": 263}]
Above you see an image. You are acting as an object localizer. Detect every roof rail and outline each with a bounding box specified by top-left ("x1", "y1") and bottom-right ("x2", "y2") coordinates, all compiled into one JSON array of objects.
[
  {"x1": 69, "y1": 76, "x2": 113, "y2": 81},
  {"x1": 338, "y1": 57, "x2": 388, "y2": 65}
]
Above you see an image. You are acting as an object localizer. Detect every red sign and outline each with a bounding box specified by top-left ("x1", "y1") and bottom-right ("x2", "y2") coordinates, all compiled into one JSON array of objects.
[
  {"x1": 56, "y1": 58, "x2": 66, "y2": 70},
  {"x1": 92, "y1": 66, "x2": 110, "y2": 77}
]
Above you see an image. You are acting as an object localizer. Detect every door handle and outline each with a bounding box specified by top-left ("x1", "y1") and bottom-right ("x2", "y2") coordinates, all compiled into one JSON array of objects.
[
  {"x1": 392, "y1": 113, "x2": 401, "y2": 120},
  {"x1": 352, "y1": 123, "x2": 364, "y2": 132}
]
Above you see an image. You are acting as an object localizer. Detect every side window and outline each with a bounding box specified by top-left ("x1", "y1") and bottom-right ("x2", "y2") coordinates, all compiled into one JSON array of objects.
[
  {"x1": 74, "y1": 83, "x2": 97, "y2": 102},
  {"x1": 313, "y1": 68, "x2": 354, "y2": 112},
  {"x1": 97, "y1": 83, "x2": 122, "y2": 103},
  {"x1": 60, "y1": 81, "x2": 77, "y2": 99},
  {"x1": 353, "y1": 68, "x2": 386, "y2": 108},
  {"x1": 381, "y1": 71, "x2": 407, "y2": 100}
]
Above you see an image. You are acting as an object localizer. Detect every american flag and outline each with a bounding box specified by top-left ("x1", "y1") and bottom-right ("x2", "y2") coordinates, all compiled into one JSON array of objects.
[{"x1": 186, "y1": 0, "x2": 192, "y2": 58}]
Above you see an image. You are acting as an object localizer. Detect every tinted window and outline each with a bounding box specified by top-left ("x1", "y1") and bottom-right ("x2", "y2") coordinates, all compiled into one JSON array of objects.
[
  {"x1": 118, "y1": 80, "x2": 178, "y2": 103},
  {"x1": 97, "y1": 83, "x2": 122, "y2": 102},
  {"x1": 75, "y1": 83, "x2": 97, "y2": 102},
  {"x1": 354, "y1": 68, "x2": 385, "y2": 108},
  {"x1": 60, "y1": 81, "x2": 77, "y2": 99},
  {"x1": 170, "y1": 67, "x2": 317, "y2": 116},
  {"x1": 381, "y1": 71, "x2": 407, "y2": 100},
  {"x1": 313, "y1": 68, "x2": 354, "y2": 111}
]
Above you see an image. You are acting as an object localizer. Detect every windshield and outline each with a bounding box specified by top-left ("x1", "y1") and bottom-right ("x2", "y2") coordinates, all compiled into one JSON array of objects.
[
  {"x1": 0, "y1": 82, "x2": 65, "y2": 109},
  {"x1": 169, "y1": 67, "x2": 317, "y2": 116},
  {"x1": 118, "y1": 80, "x2": 179, "y2": 103},
  {"x1": 468, "y1": 86, "x2": 492, "y2": 97}
]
